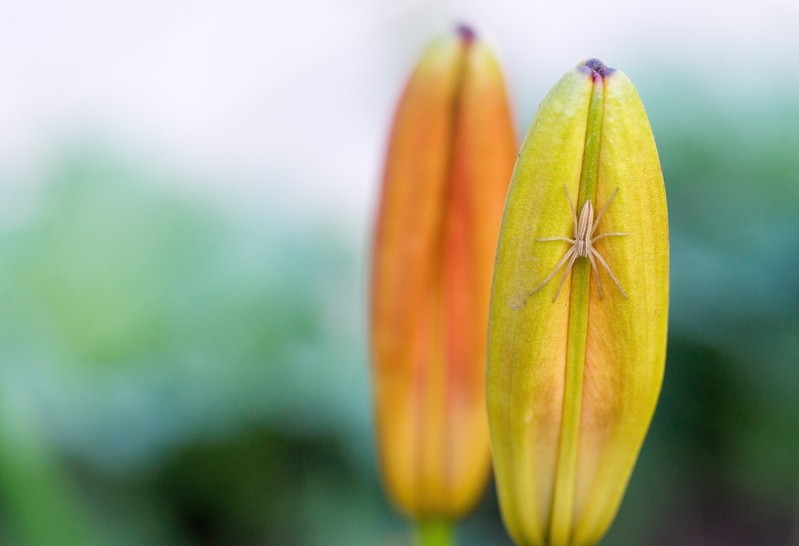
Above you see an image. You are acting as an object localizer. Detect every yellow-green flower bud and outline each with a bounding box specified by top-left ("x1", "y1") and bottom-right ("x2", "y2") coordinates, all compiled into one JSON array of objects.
[{"x1": 486, "y1": 59, "x2": 669, "y2": 546}]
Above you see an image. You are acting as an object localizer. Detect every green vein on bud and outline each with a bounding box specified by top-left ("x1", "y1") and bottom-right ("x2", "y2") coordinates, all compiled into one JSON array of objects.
[{"x1": 548, "y1": 66, "x2": 605, "y2": 546}]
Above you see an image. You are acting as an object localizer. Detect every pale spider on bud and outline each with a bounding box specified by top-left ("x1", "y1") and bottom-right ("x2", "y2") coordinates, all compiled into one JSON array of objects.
[{"x1": 527, "y1": 185, "x2": 628, "y2": 303}]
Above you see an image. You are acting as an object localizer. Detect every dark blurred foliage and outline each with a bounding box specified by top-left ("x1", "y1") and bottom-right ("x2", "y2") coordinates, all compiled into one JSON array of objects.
[
  {"x1": 0, "y1": 73, "x2": 797, "y2": 545},
  {"x1": 0, "y1": 151, "x2": 389, "y2": 545}
]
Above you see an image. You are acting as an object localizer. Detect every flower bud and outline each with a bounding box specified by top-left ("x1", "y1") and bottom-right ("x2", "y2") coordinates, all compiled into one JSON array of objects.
[
  {"x1": 371, "y1": 26, "x2": 516, "y2": 520},
  {"x1": 486, "y1": 59, "x2": 669, "y2": 546}
]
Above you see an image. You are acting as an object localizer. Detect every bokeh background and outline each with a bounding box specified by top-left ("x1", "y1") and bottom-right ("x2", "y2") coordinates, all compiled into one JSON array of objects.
[{"x1": 2, "y1": 1, "x2": 799, "y2": 544}]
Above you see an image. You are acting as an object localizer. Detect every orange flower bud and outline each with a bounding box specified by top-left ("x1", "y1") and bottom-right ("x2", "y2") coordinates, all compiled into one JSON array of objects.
[{"x1": 370, "y1": 26, "x2": 517, "y2": 521}]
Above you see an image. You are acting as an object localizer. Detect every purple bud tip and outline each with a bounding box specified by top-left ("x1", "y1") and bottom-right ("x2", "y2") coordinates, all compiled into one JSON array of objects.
[
  {"x1": 456, "y1": 24, "x2": 476, "y2": 45},
  {"x1": 579, "y1": 58, "x2": 616, "y2": 79}
]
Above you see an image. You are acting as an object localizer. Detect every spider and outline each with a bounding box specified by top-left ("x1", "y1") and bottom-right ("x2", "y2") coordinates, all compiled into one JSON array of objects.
[{"x1": 526, "y1": 185, "x2": 628, "y2": 303}]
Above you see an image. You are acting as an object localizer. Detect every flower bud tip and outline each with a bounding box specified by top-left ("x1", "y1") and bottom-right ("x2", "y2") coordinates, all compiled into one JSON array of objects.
[
  {"x1": 456, "y1": 23, "x2": 476, "y2": 45},
  {"x1": 579, "y1": 58, "x2": 616, "y2": 80}
]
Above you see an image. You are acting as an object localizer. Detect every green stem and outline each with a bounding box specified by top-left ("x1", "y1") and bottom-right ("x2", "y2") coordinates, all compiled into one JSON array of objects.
[{"x1": 415, "y1": 519, "x2": 454, "y2": 546}]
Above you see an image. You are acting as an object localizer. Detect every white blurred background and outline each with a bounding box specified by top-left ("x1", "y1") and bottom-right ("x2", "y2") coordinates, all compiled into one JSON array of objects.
[{"x1": 4, "y1": 0, "x2": 799, "y2": 222}]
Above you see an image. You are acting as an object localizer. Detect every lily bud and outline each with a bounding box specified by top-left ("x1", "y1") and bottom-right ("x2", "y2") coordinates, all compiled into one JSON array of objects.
[
  {"x1": 371, "y1": 26, "x2": 517, "y2": 521},
  {"x1": 486, "y1": 59, "x2": 669, "y2": 546}
]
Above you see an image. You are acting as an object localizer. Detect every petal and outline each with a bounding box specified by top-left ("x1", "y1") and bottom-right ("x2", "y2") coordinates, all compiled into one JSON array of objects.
[{"x1": 573, "y1": 67, "x2": 669, "y2": 546}]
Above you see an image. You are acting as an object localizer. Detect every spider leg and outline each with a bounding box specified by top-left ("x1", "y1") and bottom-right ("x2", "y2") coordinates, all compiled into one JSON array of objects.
[
  {"x1": 537, "y1": 237, "x2": 575, "y2": 243},
  {"x1": 591, "y1": 248, "x2": 628, "y2": 299},
  {"x1": 591, "y1": 232, "x2": 627, "y2": 242},
  {"x1": 526, "y1": 246, "x2": 576, "y2": 300},
  {"x1": 592, "y1": 187, "x2": 619, "y2": 234},
  {"x1": 552, "y1": 250, "x2": 578, "y2": 302},
  {"x1": 588, "y1": 251, "x2": 604, "y2": 300},
  {"x1": 562, "y1": 185, "x2": 578, "y2": 237}
]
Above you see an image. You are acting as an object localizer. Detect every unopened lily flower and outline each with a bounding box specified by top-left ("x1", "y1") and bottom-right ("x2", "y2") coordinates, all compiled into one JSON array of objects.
[
  {"x1": 370, "y1": 25, "x2": 517, "y2": 541},
  {"x1": 486, "y1": 59, "x2": 669, "y2": 546}
]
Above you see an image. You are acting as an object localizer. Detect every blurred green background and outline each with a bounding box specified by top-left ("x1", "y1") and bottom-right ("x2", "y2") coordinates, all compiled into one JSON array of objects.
[{"x1": 3, "y1": 1, "x2": 799, "y2": 545}]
